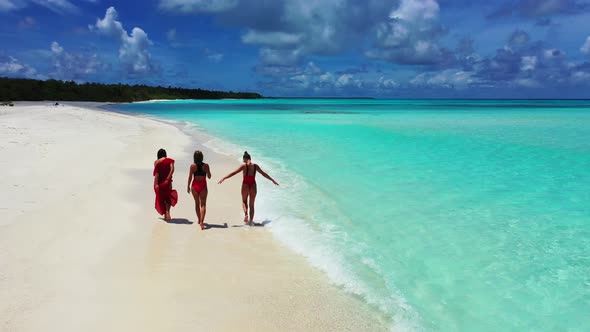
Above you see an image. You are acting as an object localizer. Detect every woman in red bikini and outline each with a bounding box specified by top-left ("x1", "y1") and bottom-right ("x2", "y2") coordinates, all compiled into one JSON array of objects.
[
  {"x1": 153, "y1": 148, "x2": 178, "y2": 221},
  {"x1": 218, "y1": 151, "x2": 278, "y2": 225},
  {"x1": 187, "y1": 150, "x2": 211, "y2": 229}
]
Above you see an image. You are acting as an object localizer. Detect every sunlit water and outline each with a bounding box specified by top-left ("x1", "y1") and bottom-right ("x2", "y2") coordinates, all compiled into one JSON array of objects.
[{"x1": 113, "y1": 99, "x2": 590, "y2": 331}]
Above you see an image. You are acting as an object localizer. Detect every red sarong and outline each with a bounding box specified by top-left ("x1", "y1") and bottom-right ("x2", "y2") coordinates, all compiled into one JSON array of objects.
[{"x1": 153, "y1": 158, "x2": 178, "y2": 215}]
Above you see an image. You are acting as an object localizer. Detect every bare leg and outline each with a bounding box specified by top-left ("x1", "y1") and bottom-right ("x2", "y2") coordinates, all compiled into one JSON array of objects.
[
  {"x1": 241, "y1": 184, "x2": 249, "y2": 223},
  {"x1": 248, "y1": 183, "x2": 257, "y2": 225},
  {"x1": 191, "y1": 188, "x2": 202, "y2": 228},
  {"x1": 165, "y1": 203, "x2": 171, "y2": 221},
  {"x1": 199, "y1": 188, "x2": 208, "y2": 228}
]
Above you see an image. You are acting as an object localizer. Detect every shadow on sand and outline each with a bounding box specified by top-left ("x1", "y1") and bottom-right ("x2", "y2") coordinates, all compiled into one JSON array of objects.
[
  {"x1": 161, "y1": 217, "x2": 193, "y2": 225},
  {"x1": 160, "y1": 218, "x2": 272, "y2": 228},
  {"x1": 203, "y1": 222, "x2": 228, "y2": 230},
  {"x1": 231, "y1": 219, "x2": 272, "y2": 228}
]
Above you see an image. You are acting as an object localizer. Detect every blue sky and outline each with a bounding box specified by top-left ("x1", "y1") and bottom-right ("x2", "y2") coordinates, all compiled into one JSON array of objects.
[{"x1": 1, "y1": 0, "x2": 590, "y2": 98}]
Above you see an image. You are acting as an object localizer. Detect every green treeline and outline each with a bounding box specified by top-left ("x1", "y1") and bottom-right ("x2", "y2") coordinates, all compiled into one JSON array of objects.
[{"x1": 0, "y1": 77, "x2": 263, "y2": 102}]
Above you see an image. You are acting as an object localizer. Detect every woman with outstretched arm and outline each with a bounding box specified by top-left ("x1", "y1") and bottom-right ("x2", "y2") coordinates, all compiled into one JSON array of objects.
[{"x1": 218, "y1": 151, "x2": 278, "y2": 225}]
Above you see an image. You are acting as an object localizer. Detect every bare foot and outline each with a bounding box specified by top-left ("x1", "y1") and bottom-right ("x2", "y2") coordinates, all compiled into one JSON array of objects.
[
  {"x1": 244, "y1": 214, "x2": 249, "y2": 224},
  {"x1": 200, "y1": 222, "x2": 205, "y2": 230}
]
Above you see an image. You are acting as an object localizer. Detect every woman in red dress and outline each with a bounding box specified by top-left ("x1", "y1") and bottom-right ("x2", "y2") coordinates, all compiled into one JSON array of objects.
[
  {"x1": 218, "y1": 151, "x2": 278, "y2": 225},
  {"x1": 153, "y1": 148, "x2": 178, "y2": 221}
]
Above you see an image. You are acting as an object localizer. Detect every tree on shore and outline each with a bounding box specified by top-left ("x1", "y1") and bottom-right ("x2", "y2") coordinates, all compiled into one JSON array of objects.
[{"x1": 0, "y1": 77, "x2": 263, "y2": 102}]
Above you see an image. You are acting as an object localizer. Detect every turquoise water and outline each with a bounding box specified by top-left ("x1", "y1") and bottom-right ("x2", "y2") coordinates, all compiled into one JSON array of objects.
[{"x1": 114, "y1": 99, "x2": 590, "y2": 331}]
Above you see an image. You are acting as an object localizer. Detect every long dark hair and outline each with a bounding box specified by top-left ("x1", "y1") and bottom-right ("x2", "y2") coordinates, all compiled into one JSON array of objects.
[
  {"x1": 194, "y1": 150, "x2": 203, "y2": 164},
  {"x1": 243, "y1": 151, "x2": 251, "y2": 161},
  {"x1": 157, "y1": 148, "x2": 167, "y2": 159}
]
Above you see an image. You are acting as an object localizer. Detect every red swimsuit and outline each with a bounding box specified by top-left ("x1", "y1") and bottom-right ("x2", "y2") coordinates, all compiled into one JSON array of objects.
[
  {"x1": 192, "y1": 163, "x2": 208, "y2": 193},
  {"x1": 243, "y1": 164, "x2": 256, "y2": 188}
]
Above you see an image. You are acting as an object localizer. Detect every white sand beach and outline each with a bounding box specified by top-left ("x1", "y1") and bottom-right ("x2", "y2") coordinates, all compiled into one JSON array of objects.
[{"x1": 0, "y1": 102, "x2": 385, "y2": 331}]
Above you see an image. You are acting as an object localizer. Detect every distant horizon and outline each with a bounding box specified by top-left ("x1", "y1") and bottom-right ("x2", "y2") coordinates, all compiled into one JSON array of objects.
[
  {"x1": 265, "y1": 96, "x2": 590, "y2": 101},
  {"x1": 4, "y1": 76, "x2": 590, "y2": 101}
]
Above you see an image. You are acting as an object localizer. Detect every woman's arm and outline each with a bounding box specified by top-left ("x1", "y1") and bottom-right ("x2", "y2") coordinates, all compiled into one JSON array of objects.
[
  {"x1": 256, "y1": 165, "x2": 279, "y2": 186},
  {"x1": 166, "y1": 162, "x2": 174, "y2": 182},
  {"x1": 187, "y1": 164, "x2": 195, "y2": 193},
  {"x1": 218, "y1": 165, "x2": 244, "y2": 184},
  {"x1": 153, "y1": 160, "x2": 160, "y2": 189},
  {"x1": 206, "y1": 163, "x2": 212, "y2": 179}
]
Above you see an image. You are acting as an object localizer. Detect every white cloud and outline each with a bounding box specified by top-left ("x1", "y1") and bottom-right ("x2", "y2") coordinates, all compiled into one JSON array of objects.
[
  {"x1": 368, "y1": 0, "x2": 450, "y2": 65},
  {"x1": 581, "y1": 36, "x2": 590, "y2": 54},
  {"x1": 508, "y1": 29, "x2": 530, "y2": 46},
  {"x1": 159, "y1": 0, "x2": 238, "y2": 13},
  {"x1": 572, "y1": 71, "x2": 590, "y2": 82},
  {"x1": 204, "y1": 48, "x2": 224, "y2": 63},
  {"x1": 157, "y1": 1, "x2": 442, "y2": 70},
  {"x1": 335, "y1": 74, "x2": 353, "y2": 87},
  {"x1": 272, "y1": 62, "x2": 401, "y2": 94},
  {"x1": 280, "y1": 0, "x2": 360, "y2": 54},
  {"x1": 290, "y1": 74, "x2": 310, "y2": 88},
  {"x1": 0, "y1": 54, "x2": 40, "y2": 78},
  {"x1": 0, "y1": 44, "x2": 106, "y2": 81},
  {"x1": 415, "y1": 40, "x2": 435, "y2": 57},
  {"x1": 411, "y1": 70, "x2": 475, "y2": 89},
  {"x1": 514, "y1": 78, "x2": 540, "y2": 88},
  {"x1": 90, "y1": 7, "x2": 156, "y2": 76},
  {"x1": 32, "y1": 0, "x2": 77, "y2": 14},
  {"x1": 1, "y1": 0, "x2": 79, "y2": 13},
  {"x1": 18, "y1": 16, "x2": 36, "y2": 29},
  {"x1": 242, "y1": 30, "x2": 303, "y2": 48},
  {"x1": 390, "y1": 0, "x2": 439, "y2": 21},
  {"x1": 318, "y1": 72, "x2": 333, "y2": 83},
  {"x1": 90, "y1": 6, "x2": 125, "y2": 39},
  {"x1": 520, "y1": 56, "x2": 537, "y2": 71},
  {"x1": 49, "y1": 41, "x2": 107, "y2": 79},
  {"x1": 164, "y1": 1, "x2": 393, "y2": 70},
  {"x1": 489, "y1": 0, "x2": 588, "y2": 19},
  {"x1": 378, "y1": 76, "x2": 399, "y2": 89},
  {"x1": 305, "y1": 62, "x2": 322, "y2": 75},
  {"x1": 375, "y1": 23, "x2": 409, "y2": 48},
  {"x1": 51, "y1": 41, "x2": 64, "y2": 55},
  {"x1": 209, "y1": 54, "x2": 223, "y2": 62},
  {"x1": 0, "y1": 0, "x2": 23, "y2": 11},
  {"x1": 259, "y1": 48, "x2": 302, "y2": 66},
  {"x1": 120, "y1": 28, "x2": 154, "y2": 74},
  {"x1": 288, "y1": 71, "x2": 364, "y2": 90}
]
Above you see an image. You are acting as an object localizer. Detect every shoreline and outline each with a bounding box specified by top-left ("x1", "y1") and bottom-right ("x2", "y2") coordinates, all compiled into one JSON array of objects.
[{"x1": 1, "y1": 101, "x2": 387, "y2": 331}]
